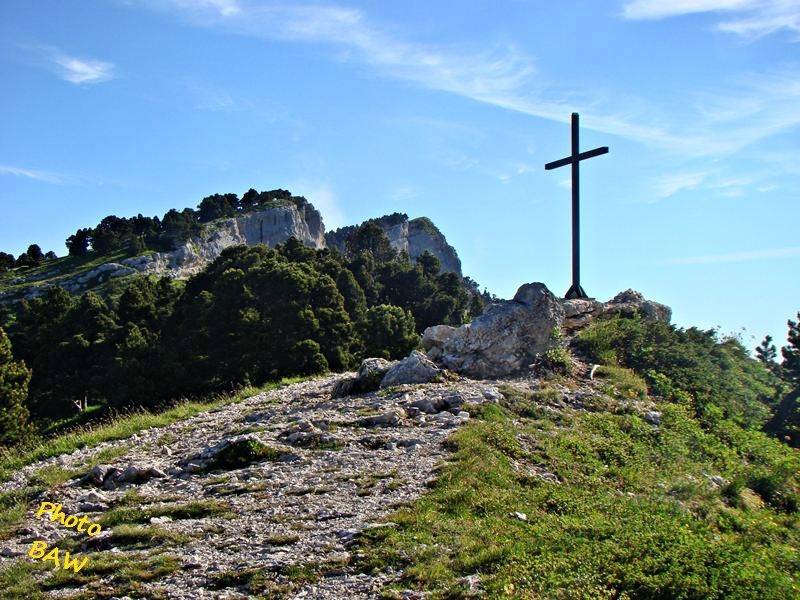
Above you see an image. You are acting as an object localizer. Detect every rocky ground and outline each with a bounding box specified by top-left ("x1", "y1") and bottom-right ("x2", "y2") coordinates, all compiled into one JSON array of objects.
[{"x1": 0, "y1": 373, "x2": 511, "y2": 599}]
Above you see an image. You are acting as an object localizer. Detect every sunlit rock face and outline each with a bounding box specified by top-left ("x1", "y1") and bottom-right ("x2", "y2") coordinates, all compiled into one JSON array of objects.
[
  {"x1": 123, "y1": 202, "x2": 325, "y2": 279},
  {"x1": 437, "y1": 282, "x2": 565, "y2": 379},
  {"x1": 325, "y1": 214, "x2": 462, "y2": 276}
]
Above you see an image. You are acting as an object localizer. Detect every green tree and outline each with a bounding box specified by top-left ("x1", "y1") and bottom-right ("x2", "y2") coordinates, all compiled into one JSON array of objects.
[
  {"x1": 346, "y1": 222, "x2": 396, "y2": 262},
  {"x1": 417, "y1": 251, "x2": 440, "y2": 278},
  {"x1": 0, "y1": 327, "x2": 33, "y2": 447},
  {"x1": 198, "y1": 193, "x2": 238, "y2": 223},
  {"x1": 767, "y1": 314, "x2": 800, "y2": 447},
  {"x1": 167, "y1": 245, "x2": 355, "y2": 394},
  {"x1": 0, "y1": 252, "x2": 14, "y2": 272},
  {"x1": 360, "y1": 304, "x2": 419, "y2": 360},
  {"x1": 66, "y1": 228, "x2": 91, "y2": 256},
  {"x1": 240, "y1": 188, "x2": 260, "y2": 210},
  {"x1": 160, "y1": 208, "x2": 200, "y2": 247},
  {"x1": 26, "y1": 244, "x2": 44, "y2": 264},
  {"x1": 781, "y1": 314, "x2": 800, "y2": 383},
  {"x1": 757, "y1": 335, "x2": 781, "y2": 378}
]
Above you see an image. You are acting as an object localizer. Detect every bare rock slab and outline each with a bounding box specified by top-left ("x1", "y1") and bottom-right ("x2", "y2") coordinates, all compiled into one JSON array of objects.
[
  {"x1": 439, "y1": 282, "x2": 564, "y2": 378},
  {"x1": 380, "y1": 351, "x2": 441, "y2": 388}
]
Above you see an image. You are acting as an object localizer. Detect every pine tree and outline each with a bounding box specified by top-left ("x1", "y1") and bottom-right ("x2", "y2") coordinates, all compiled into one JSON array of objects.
[
  {"x1": 782, "y1": 314, "x2": 800, "y2": 383},
  {"x1": 756, "y1": 335, "x2": 780, "y2": 377},
  {"x1": 0, "y1": 327, "x2": 33, "y2": 447}
]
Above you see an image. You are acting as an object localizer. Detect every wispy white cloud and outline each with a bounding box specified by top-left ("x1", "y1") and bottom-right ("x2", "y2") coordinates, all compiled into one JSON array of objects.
[
  {"x1": 622, "y1": 1, "x2": 800, "y2": 40},
  {"x1": 652, "y1": 171, "x2": 709, "y2": 199},
  {"x1": 666, "y1": 246, "x2": 800, "y2": 264},
  {"x1": 47, "y1": 49, "x2": 115, "y2": 84},
  {"x1": 0, "y1": 164, "x2": 64, "y2": 184},
  {"x1": 138, "y1": 2, "x2": 800, "y2": 158}
]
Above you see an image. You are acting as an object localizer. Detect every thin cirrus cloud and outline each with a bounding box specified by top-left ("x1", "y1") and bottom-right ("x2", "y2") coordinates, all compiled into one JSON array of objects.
[
  {"x1": 652, "y1": 171, "x2": 709, "y2": 199},
  {"x1": 622, "y1": 0, "x2": 800, "y2": 39},
  {"x1": 42, "y1": 48, "x2": 116, "y2": 84},
  {"x1": 666, "y1": 246, "x2": 800, "y2": 265},
  {"x1": 139, "y1": 1, "x2": 800, "y2": 162},
  {"x1": 0, "y1": 164, "x2": 64, "y2": 184}
]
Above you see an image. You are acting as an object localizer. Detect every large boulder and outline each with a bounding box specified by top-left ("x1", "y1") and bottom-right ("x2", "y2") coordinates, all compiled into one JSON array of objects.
[
  {"x1": 332, "y1": 357, "x2": 394, "y2": 398},
  {"x1": 438, "y1": 282, "x2": 564, "y2": 378},
  {"x1": 421, "y1": 325, "x2": 457, "y2": 361},
  {"x1": 380, "y1": 351, "x2": 441, "y2": 388}
]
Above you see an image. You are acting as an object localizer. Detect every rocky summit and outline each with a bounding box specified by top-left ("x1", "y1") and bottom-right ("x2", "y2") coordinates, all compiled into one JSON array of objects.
[{"x1": 422, "y1": 283, "x2": 671, "y2": 379}]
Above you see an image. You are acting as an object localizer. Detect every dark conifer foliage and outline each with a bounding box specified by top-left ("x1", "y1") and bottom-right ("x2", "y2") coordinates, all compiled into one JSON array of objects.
[
  {"x1": 4, "y1": 220, "x2": 484, "y2": 427},
  {"x1": 0, "y1": 326, "x2": 32, "y2": 447}
]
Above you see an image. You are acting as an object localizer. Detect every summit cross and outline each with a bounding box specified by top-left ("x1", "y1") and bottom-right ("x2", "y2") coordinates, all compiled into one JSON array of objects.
[{"x1": 545, "y1": 112, "x2": 609, "y2": 300}]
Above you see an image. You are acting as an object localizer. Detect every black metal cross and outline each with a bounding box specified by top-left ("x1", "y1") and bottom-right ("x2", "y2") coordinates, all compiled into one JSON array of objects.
[{"x1": 545, "y1": 113, "x2": 608, "y2": 299}]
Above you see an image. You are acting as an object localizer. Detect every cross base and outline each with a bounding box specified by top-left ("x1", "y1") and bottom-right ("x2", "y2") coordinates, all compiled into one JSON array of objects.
[{"x1": 564, "y1": 283, "x2": 589, "y2": 300}]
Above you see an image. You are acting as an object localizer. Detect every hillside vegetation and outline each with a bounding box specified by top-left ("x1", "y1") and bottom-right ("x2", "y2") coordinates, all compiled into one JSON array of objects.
[
  {"x1": 1, "y1": 224, "x2": 483, "y2": 445},
  {"x1": 359, "y1": 316, "x2": 799, "y2": 599}
]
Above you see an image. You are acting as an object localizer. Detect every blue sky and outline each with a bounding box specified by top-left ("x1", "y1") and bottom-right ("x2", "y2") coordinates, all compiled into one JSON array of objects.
[{"x1": 1, "y1": 0, "x2": 799, "y2": 349}]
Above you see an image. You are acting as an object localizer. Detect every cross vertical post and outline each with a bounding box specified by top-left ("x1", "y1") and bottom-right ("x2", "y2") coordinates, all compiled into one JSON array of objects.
[
  {"x1": 570, "y1": 113, "x2": 583, "y2": 299},
  {"x1": 545, "y1": 112, "x2": 609, "y2": 299}
]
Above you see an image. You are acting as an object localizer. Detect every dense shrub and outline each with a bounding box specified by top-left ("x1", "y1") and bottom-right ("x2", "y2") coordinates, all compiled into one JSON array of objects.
[
  {"x1": 0, "y1": 328, "x2": 33, "y2": 446},
  {"x1": 577, "y1": 315, "x2": 780, "y2": 428},
  {"x1": 360, "y1": 305, "x2": 419, "y2": 360}
]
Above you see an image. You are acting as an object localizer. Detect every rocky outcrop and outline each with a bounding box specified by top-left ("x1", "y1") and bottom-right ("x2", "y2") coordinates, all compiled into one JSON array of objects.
[
  {"x1": 0, "y1": 202, "x2": 327, "y2": 303},
  {"x1": 561, "y1": 289, "x2": 671, "y2": 333},
  {"x1": 125, "y1": 202, "x2": 326, "y2": 279},
  {"x1": 325, "y1": 213, "x2": 462, "y2": 275},
  {"x1": 421, "y1": 325, "x2": 458, "y2": 362},
  {"x1": 380, "y1": 351, "x2": 441, "y2": 388},
  {"x1": 436, "y1": 282, "x2": 564, "y2": 378},
  {"x1": 332, "y1": 358, "x2": 394, "y2": 398}
]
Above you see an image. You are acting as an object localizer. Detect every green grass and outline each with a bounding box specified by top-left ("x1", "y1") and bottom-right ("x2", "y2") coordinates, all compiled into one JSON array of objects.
[
  {"x1": 0, "y1": 549, "x2": 180, "y2": 599},
  {"x1": 0, "y1": 377, "x2": 306, "y2": 483},
  {"x1": 205, "y1": 437, "x2": 284, "y2": 471},
  {"x1": 43, "y1": 550, "x2": 180, "y2": 598},
  {"x1": 0, "y1": 249, "x2": 132, "y2": 294},
  {"x1": 0, "y1": 486, "x2": 43, "y2": 541},
  {"x1": 594, "y1": 364, "x2": 649, "y2": 402},
  {"x1": 100, "y1": 499, "x2": 233, "y2": 527},
  {"x1": 209, "y1": 556, "x2": 349, "y2": 597},
  {"x1": 358, "y1": 393, "x2": 800, "y2": 599},
  {"x1": 0, "y1": 560, "x2": 46, "y2": 599},
  {"x1": 27, "y1": 464, "x2": 88, "y2": 488},
  {"x1": 110, "y1": 524, "x2": 194, "y2": 549}
]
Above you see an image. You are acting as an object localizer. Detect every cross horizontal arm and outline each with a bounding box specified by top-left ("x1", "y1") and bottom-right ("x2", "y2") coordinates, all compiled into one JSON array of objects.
[{"x1": 544, "y1": 146, "x2": 609, "y2": 170}]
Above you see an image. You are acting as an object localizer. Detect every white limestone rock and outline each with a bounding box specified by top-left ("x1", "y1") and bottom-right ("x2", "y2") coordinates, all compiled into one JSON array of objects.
[
  {"x1": 439, "y1": 282, "x2": 564, "y2": 378},
  {"x1": 380, "y1": 351, "x2": 441, "y2": 388}
]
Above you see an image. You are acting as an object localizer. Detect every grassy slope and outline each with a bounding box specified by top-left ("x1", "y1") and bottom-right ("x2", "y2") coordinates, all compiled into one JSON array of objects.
[
  {"x1": 360, "y1": 383, "x2": 799, "y2": 599},
  {"x1": 0, "y1": 250, "x2": 132, "y2": 294}
]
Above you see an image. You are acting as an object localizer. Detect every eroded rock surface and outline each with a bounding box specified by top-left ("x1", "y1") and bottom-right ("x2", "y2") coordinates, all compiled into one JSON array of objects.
[{"x1": 438, "y1": 282, "x2": 564, "y2": 378}]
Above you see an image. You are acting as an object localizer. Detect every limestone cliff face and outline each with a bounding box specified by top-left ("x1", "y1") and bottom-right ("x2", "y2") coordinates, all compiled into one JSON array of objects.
[
  {"x1": 325, "y1": 213, "x2": 462, "y2": 276},
  {"x1": 407, "y1": 218, "x2": 462, "y2": 275},
  {"x1": 0, "y1": 203, "x2": 462, "y2": 303},
  {"x1": 124, "y1": 202, "x2": 325, "y2": 278}
]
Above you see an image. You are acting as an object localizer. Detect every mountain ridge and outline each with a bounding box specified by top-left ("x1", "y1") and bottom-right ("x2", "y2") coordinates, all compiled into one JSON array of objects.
[{"x1": 0, "y1": 199, "x2": 463, "y2": 304}]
